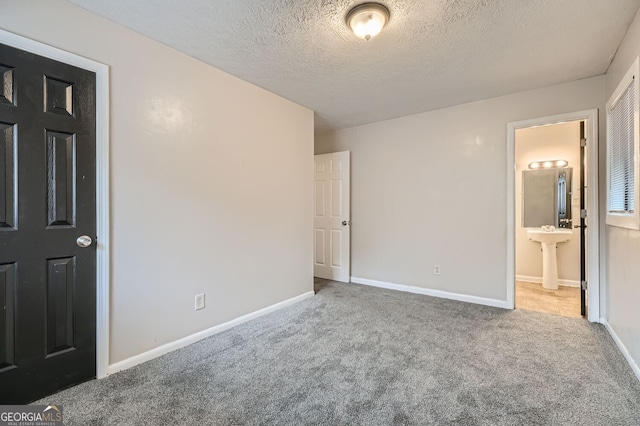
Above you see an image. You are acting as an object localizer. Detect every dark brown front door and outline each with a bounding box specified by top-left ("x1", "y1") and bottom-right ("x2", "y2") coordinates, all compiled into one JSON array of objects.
[{"x1": 0, "y1": 43, "x2": 97, "y2": 403}]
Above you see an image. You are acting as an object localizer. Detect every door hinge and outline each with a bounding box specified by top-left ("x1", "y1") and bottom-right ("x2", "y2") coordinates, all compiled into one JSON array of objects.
[
  {"x1": 581, "y1": 280, "x2": 587, "y2": 290},
  {"x1": 580, "y1": 138, "x2": 587, "y2": 147},
  {"x1": 580, "y1": 209, "x2": 587, "y2": 219}
]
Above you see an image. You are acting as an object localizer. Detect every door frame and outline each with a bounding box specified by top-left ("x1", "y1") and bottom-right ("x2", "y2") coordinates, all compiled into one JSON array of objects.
[
  {"x1": 0, "y1": 29, "x2": 111, "y2": 378},
  {"x1": 507, "y1": 109, "x2": 600, "y2": 322}
]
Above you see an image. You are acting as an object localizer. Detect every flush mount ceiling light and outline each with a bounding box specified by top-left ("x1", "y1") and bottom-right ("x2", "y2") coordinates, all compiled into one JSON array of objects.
[
  {"x1": 346, "y1": 3, "x2": 390, "y2": 41},
  {"x1": 528, "y1": 160, "x2": 569, "y2": 169}
]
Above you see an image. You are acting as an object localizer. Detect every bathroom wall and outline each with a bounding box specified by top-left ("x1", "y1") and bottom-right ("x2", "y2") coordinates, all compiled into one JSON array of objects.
[
  {"x1": 315, "y1": 76, "x2": 605, "y2": 304},
  {"x1": 515, "y1": 122, "x2": 581, "y2": 284}
]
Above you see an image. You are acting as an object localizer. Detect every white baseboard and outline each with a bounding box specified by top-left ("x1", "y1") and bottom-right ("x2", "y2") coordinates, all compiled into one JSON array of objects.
[
  {"x1": 601, "y1": 319, "x2": 640, "y2": 383},
  {"x1": 107, "y1": 291, "x2": 315, "y2": 375},
  {"x1": 516, "y1": 275, "x2": 581, "y2": 287},
  {"x1": 350, "y1": 277, "x2": 509, "y2": 309}
]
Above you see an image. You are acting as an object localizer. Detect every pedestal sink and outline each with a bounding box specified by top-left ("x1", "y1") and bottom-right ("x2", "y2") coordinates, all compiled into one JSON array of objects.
[{"x1": 527, "y1": 227, "x2": 572, "y2": 290}]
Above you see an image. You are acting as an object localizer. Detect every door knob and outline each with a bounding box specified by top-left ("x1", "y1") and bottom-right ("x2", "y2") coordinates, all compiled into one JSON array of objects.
[
  {"x1": 342, "y1": 220, "x2": 351, "y2": 226},
  {"x1": 76, "y1": 235, "x2": 93, "y2": 248}
]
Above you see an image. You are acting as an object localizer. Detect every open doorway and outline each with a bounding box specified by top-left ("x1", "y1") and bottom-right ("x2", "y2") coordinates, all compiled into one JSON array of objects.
[
  {"x1": 515, "y1": 121, "x2": 583, "y2": 317},
  {"x1": 507, "y1": 110, "x2": 600, "y2": 322}
]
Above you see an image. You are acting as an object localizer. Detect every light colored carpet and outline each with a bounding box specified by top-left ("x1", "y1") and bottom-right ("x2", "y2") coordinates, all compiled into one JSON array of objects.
[{"x1": 38, "y1": 279, "x2": 640, "y2": 425}]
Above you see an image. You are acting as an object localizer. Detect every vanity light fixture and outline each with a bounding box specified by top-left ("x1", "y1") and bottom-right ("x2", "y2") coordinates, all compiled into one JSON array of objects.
[
  {"x1": 346, "y1": 3, "x2": 390, "y2": 40},
  {"x1": 528, "y1": 160, "x2": 568, "y2": 169}
]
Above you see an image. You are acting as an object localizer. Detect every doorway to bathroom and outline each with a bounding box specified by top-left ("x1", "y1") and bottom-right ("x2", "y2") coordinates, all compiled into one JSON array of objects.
[{"x1": 506, "y1": 110, "x2": 600, "y2": 322}]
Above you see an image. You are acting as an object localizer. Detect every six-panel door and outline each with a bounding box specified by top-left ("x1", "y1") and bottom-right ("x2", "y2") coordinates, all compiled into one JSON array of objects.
[
  {"x1": 314, "y1": 152, "x2": 350, "y2": 282},
  {"x1": 0, "y1": 43, "x2": 97, "y2": 403}
]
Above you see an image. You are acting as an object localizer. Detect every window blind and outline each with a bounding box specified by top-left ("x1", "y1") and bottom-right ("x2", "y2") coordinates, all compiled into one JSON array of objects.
[{"x1": 608, "y1": 77, "x2": 635, "y2": 213}]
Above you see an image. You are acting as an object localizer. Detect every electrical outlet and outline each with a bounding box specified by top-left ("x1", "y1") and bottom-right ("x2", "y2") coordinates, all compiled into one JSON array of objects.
[
  {"x1": 195, "y1": 293, "x2": 205, "y2": 311},
  {"x1": 434, "y1": 264, "x2": 441, "y2": 275}
]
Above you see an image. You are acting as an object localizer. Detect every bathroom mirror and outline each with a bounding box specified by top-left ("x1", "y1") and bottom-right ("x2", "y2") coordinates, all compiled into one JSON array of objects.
[{"x1": 522, "y1": 167, "x2": 572, "y2": 228}]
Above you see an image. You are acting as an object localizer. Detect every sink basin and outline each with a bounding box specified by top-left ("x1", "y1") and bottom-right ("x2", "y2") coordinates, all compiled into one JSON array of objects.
[
  {"x1": 527, "y1": 228, "x2": 573, "y2": 290},
  {"x1": 527, "y1": 229, "x2": 572, "y2": 245}
]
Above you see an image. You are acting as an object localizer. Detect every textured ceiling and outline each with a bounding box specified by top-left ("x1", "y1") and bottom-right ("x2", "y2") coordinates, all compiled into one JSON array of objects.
[{"x1": 68, "y1": 0, "x2": 640, "y2": 131}]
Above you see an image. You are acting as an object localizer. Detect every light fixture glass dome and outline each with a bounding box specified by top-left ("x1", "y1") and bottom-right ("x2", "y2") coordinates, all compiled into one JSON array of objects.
[{"x1": 346, "y1": 3, "x2": 390, "y2": 40}]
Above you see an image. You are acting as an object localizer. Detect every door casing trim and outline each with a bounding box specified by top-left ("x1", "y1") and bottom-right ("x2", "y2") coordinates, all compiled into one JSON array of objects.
[
  {"x1": 0, "y1": 29, "x2": 110, "y2": 378},
  {"x1": 506, "y1": 109, "x2": 600, "y2": 322}
]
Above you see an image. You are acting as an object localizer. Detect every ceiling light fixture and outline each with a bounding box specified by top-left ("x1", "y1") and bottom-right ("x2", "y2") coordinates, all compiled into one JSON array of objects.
[
  {"x1": 346, "y1": 3, "x2": 390, "y2": 41},
  {"x1": 528, "y1": 160, "x2": 568, "y2": 169}
]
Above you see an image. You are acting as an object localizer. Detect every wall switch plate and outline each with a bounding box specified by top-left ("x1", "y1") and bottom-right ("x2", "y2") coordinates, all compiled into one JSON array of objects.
[
  {"x1": 434, "y1": 265, "x2": 441, "y2": 275},
  {"x1": 195, "y1": 293, "x2": 205, "y2": 310}
]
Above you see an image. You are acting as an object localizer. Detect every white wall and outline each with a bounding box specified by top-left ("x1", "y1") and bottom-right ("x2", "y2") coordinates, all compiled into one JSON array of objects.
[
  {"x1": 515, "y1": 122, "x2": 581, "y2": 283},
  {"x1": 0, "y1": 0, "x2": 313, "y2": 365},
  {"x1": 603, "y1": 8, "x2": 640, "y2": 375},
  {"x1": 316, "y1": 77, "x2": 604, "y2": 303}
]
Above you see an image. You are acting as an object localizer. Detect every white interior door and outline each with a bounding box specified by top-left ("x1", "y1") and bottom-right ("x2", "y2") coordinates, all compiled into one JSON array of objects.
[{"x1": 314, "y1": 152, "x2": 350, "y2": 282}]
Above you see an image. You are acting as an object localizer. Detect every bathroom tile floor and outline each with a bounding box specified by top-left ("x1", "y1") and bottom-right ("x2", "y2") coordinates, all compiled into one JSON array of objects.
[{"x1": 515, "y1": 281, "x2": 583, "y2": 318}]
